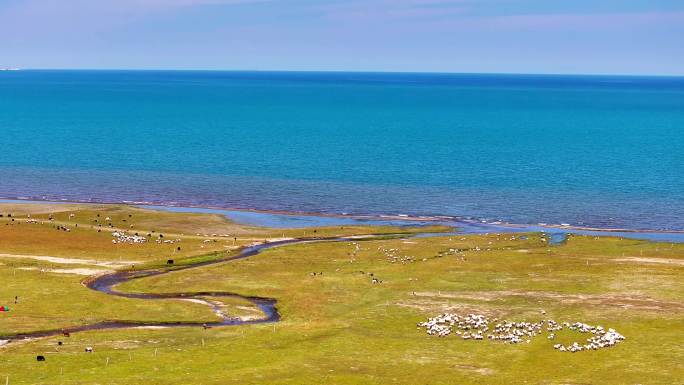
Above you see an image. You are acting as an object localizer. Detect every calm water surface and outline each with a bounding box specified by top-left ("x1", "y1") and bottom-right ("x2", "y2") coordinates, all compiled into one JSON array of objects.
[{"x1": 1, "y1": 71, "x2": 683, "y2": 230}]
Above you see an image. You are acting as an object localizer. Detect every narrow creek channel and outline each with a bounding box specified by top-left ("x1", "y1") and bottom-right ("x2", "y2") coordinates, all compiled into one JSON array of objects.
[{"x1": 0, "y1": 236, "x2": 379, "y2": 342}]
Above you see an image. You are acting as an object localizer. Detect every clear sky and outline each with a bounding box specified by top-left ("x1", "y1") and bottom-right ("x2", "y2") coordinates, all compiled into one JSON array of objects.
[{"x1": 1, "y1": 0, "x2": 683, "y2": 75}]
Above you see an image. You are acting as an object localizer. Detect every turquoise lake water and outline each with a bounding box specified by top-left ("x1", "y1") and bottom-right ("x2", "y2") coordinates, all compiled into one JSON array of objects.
[{"x1": 1, "y1": 70, "x2": 683, "y2": 230}]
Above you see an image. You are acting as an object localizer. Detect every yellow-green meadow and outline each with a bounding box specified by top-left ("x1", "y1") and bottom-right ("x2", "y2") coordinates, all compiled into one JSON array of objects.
[{"x1": 0, "y1": 204, "x2": 682, "y2": 384}]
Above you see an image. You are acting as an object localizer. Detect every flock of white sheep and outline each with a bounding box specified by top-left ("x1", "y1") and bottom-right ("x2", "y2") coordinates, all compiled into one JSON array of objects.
[
  {"x1": 111, "y1": 231, "x2": 147, "y2": 244},
  {"x1": 379, "y1": 246, "x2": 468, "y2": 264},
  {"x1": 379, "y1": 247, "x2": 416, "y2": 264},
  {"x1": 378, "y1": 234, "x2": 527, "y2": 265},
  {"x1": 418, "y1": 313, "x2": 625, "y2": 352}
]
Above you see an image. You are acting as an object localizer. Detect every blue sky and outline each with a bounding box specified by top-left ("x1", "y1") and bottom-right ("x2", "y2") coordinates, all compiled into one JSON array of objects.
[{"x1": 1, "y1": 0, "x2": 682, "y2": 74}]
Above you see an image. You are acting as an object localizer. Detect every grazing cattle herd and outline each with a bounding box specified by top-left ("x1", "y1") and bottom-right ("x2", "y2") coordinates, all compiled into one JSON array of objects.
[{"x1": 418, "y1": 313, "x2": 625, "y2": 352}]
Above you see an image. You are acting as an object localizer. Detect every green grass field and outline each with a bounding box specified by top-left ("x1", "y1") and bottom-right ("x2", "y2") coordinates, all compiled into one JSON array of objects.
[{"x1": 0, "y1": 204, "x2": 682, "y2": 384}]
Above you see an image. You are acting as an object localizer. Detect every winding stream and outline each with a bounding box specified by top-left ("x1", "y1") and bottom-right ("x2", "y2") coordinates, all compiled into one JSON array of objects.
[
  {"x1": 0, "y1": 224, "x2": 640, "y2": 344},
  {"x1": 1, "y1": 237, "x2": 353, "y2": 343}
]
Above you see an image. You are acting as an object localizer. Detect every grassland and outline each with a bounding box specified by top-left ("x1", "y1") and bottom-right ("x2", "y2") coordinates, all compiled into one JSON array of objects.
[{"x1": 0, "y1": 203, "x2": 682, "y2": 384}]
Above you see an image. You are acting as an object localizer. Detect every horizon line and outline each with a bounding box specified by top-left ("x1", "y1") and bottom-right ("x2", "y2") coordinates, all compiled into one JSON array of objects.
[{"x1": 6, "y1": 68, "x2": 684, "y2": 78}]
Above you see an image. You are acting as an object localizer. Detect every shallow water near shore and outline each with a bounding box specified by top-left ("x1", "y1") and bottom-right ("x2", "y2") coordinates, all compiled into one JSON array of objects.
[
  {"x1": 1, "y1": 71, "x2": 683, "y2": 230},
  {"x1": 140, "y1": 204, "x2": 684, "y2": 243},
  {"x1": 151, "y1": 205, "x2": 684, "y2": 243},
  {"x1": 137, "y1": 204, "x2": 433, "y2": 228},
  {"x1": 4, "y1": 198, "x2": 683, "y2": 243}
]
